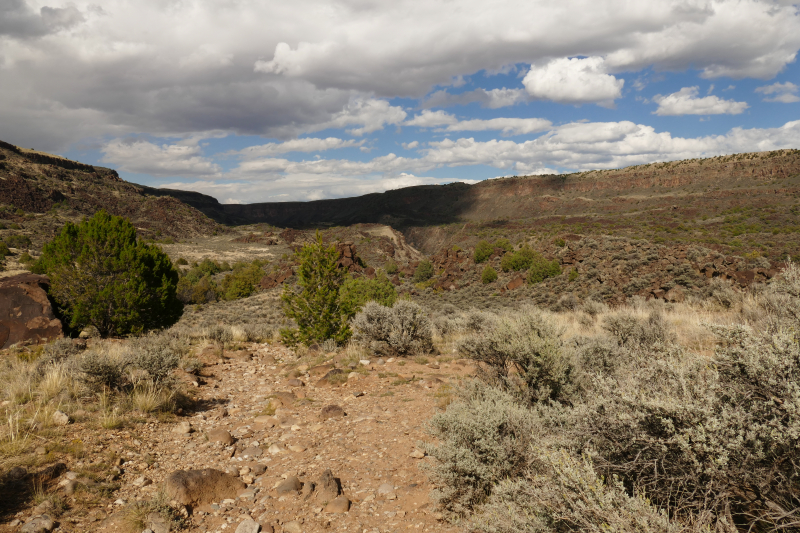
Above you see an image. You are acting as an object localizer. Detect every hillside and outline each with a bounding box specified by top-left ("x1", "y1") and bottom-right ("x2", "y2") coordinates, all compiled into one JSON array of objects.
[
  {"x1": 0, "y1": 140, "x2": 225, "y2": 252},
  {"x1": 163, "y1": 149, "x2": 800, "y2": 260}
]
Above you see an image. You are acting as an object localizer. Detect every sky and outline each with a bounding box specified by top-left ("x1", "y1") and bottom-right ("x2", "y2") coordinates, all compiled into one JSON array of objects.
[{"x1": 1, "y1": 0, "x2": 799, "y2": 204}]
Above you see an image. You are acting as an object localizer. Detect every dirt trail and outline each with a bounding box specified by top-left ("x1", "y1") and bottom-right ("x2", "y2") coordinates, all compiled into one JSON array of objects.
[{"x1": 3, "y1": 344, "x2": 472, "y2": 533}]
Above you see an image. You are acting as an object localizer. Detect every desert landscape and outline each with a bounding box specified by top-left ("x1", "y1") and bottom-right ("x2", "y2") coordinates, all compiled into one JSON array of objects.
[
  {"x1": 0, "y1": 139, "x2": 799, "y2": 533},
  {"x1": 4, "y1": 1, "x2": 800, "y2": 531}
]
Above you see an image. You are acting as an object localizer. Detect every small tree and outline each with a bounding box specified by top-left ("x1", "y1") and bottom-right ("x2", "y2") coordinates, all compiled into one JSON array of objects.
[
  {"x1": 34, "y1": 210, "x2": 182, "y2": 336},
  {"x1": 413, "y1": 260, "x2": 434, "y2": 282},
  {"x1": 482, "y1": 265, "x2": 498, "y2": 284},
  {"x1": 474, "y1": 240, "x2": 493, "y2": 264},
  {"x1": 281, "y1": 232, "x2": 349, "y2": 345}
]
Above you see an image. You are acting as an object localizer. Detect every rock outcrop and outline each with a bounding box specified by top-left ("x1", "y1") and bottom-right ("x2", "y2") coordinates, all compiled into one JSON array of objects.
[{"x1": 0, "y1": 274, "x2": 63, "y2": 349}]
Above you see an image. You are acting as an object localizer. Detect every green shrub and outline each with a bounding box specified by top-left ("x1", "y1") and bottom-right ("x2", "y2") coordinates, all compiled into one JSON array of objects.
[
  {"x1": 413, "y1": 260, "x2": 434, "y2": 282},
  {"x1": 0, "y1": 241, "x2": 10, "y2": 257},
  {"x1": 351, "y1": 300, "x2": 433, "y2": 356},
  {"x1": 18, "y1": 251, "x2": 33, "y2": 264},
  {"x1": 481, "y1": 265, "x2": 498, "y2": 284},
  {"x1": 175, "y1": 257, "x2": 188, "y2": 266},
  {"x1": 526, "y1": 255, "x2": 560, "y2": 284},
  {"x1": 385, "y1": 260, "x2": 399, "y2": 275},
  {"x1": 500, "y1": 246, "x2": 537, "y2": 272},
  {"x1": 494, "y1": 238, "x2": 513, "y2": 252},
  {"x1": 474, "y1": 240, "x2": 493, "y2": 263},
  {"x1": 33, "y1": 210, "x2": 182, "y2": 336},
  {"x1": 421, "y1": 382, "x2": 538, "y2": 515},
  {"x1": 554, "y1": 238, "x2": 566, "y2": 247},
  {"x1": 339, "y1": 272, "x2": 397, "y2": 315},
  {"x1": 5, "y1": 234, "x2": 31, "y2": 249},
  {"x1": 568, "y1": 268, "x2": 578, "y2": 282},
  {"x1": 219, "y1": 260, "x2": 264, "y2": 300},
  {"x1": 281, "y1": 232, "x2": 350, "y2": 345}
]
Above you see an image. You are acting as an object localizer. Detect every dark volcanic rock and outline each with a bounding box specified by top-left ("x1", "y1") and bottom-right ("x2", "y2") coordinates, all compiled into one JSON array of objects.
[{"x1": 0, "y1": 274, "x2": 63, "y2": 349}]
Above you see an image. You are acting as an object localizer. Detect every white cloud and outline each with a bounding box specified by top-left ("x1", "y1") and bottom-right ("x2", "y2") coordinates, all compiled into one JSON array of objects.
[
  {"x1": 444, "y1": 118, "x2": 552, "y2": 136},
  {"x1": 101, "y1": 139, "x2": 221, "y2": 177},
  {"x1": 402, "y1": 141, "x2": 419, "y2": 149},
  {"x1": 522, "y1": 57, "x2": 624, "y2": 106},
  {"x1": 756, "y1": 82, "x2": 800, "y2": 103},
  {"x1": 219, "y1": 119, "x2": 800, "y2": 180},
  {"x1": 159, "y1": 173, "x2": 467, "y2": 203},
  {"x1": 405, "y1": 110, "x2": 458, "y2": 128},
  {"x1": 312, "y1": 98, "x2": 407, "y2": 136},
  {"x1": 228, "y1": 137, "x2": 364, "y2": 158},
  {"x1": 653, "y1": 86, "x2": 749, "y2": 115},
  {"x1": 1, "y1": 0, "x2": 799, "y2": 152},
  {"x1": 405, "y1": 112, "x2": 551, "y2": 135},
  {"x1": 422, "y1": 88, "x2": 528, "y2": 109},
  {"x1": 149, "y1": 119, "x2": 800, "y2": 201}
]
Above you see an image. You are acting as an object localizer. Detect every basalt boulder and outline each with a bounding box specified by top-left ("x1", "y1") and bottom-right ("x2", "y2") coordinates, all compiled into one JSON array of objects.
[{"x1": 0, "y1": 274, "x2": 63, "y2": 349}]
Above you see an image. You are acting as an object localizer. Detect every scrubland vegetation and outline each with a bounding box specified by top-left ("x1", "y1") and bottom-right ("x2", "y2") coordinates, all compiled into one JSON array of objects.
[{"x1": 388, "y1": 264, "x2": 800, "y2": 533}]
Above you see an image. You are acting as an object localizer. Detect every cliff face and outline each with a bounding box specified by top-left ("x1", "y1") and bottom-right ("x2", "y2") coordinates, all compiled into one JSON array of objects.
[
  {"x1": 0, "y1": 141, "x2": 224, "y2": 246},
  {"x1": 166, "y1": 150, "x2": 800, "y2": 232}
]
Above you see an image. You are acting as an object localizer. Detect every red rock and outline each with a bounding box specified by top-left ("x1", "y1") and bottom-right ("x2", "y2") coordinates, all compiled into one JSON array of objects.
[
  {"x1": 506, "y1": 277, "x2": 525, "y2": 291},
  {"x1": 0, "y1": 274, "x2": 63, "y2": 349}
]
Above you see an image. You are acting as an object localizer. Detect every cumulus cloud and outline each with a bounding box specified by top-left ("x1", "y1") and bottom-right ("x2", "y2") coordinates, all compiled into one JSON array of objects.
[
  {"x1": 422, "y1": 88, "x2": 528, "y2": 109},
  {"x1": 159, "y1": 173, "x2": 463, "y2": 203},
  {"x1": 405, "y1": 110, "x2": 458, "y2": 128},
  {"x1": 653, "y1": 86, "x2": 749, "y2": 115},
  {"x1": 101, "y1": 139, "x2": 221, "y2": 178},
  {"x1": 756, "y1": 82, "x2": 800, "y2": 103},
  {"x1": 310, "y1": 98, "x2": 407, "y2": 136},
  {"x1": 135, "y1": 118, "x2": 800, "y2": 200},
  {"x1": 227, "y1": 137, "x2": 365, "y2": 158},
  {"x1": 444, "y1": 117, "x2": 552, "y2": 136},
  {"x1": 218, "y1": 119, "x2": 800, "y2": 181},
  {"x1": 522, "y1": 57, "x2": 624, "y2": 106},
  {"x1": 405, "y1": 112, "x2": 551, "y2": 135},
  {"x1": 0, "y1": 0, "x2": 85, "y2": 39},
  {"x1": 1, "y1": 0, "x2": 798, "y2": 153}
]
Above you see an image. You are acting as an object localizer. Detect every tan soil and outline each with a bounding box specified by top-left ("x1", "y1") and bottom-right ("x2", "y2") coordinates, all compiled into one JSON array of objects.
[{"x1": 2, "y1": 344, "x2": 473, "y2": 533}]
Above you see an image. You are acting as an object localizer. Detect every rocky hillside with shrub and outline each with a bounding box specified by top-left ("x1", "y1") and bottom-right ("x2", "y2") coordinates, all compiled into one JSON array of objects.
[
  {"x1": 0, "y1": 140, "x2": 224, "y2": 255},
  {"x1": 160, "y1": 149, "x2": 800, "y2": 262}
]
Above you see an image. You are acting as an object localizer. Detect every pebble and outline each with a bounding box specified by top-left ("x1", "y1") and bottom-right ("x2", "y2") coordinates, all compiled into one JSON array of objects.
[
  {"x1": 275, "y1": 476, "x2": 302, "y2": 495},
  {"x1": 51, "y1": 410, "x2": 70, "y2": 426},
  {"x1": 173, "y1": 421, "x2": 193, "y2": 434},
  {"x1": 283, "y1": 520, "x2": 303, "y2": 533},
  {"x1": 208, "y1": 428, "x2": 235, "y2": 445},
  {"x1": 20, "y1": 514, "x2": 54, "y2": 533},
  {"x1": 235, "y1": 518, "x2": 261, "y2": 533},
  {"x1": 320, "y1": 404, "x2": 345, "y2": 420},
  {"x1": 409, "y1": 449, "x2": 425, "y2": 459},
  {"x1": 324, "y1": 496, "x2": 351, "y2": 513}
]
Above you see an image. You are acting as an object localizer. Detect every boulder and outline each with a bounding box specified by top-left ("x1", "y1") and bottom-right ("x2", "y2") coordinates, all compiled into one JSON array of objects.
[
  {"x1": 164, "y1": 469, "x2": 246, "y2": 507},
  {"x1": 506, "y1": 276, "x2": 525, "y2": 291},
  {"x1": 0, "y1": 274, "x2": 63, "y2": 349}
]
